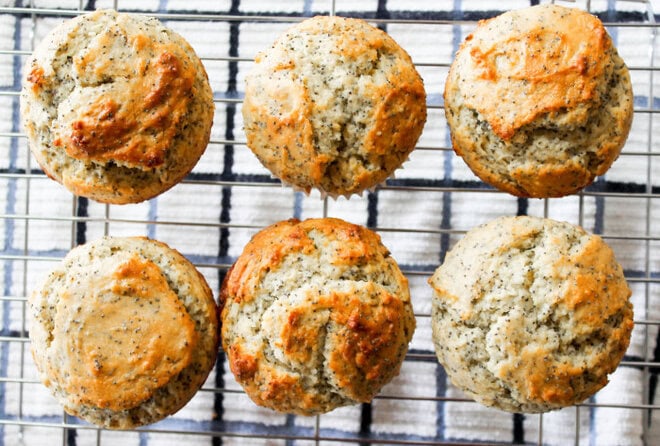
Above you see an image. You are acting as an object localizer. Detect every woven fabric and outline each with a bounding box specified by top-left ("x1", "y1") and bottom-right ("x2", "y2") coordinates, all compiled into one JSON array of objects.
[{"x1": 0, "y1": 1, "x2": 659, "y2": 445}]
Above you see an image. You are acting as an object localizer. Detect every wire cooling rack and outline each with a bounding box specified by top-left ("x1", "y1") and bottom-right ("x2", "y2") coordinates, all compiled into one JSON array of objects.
[{"x1": 0, "y1": 0, "x2": 659, "y2": 445}]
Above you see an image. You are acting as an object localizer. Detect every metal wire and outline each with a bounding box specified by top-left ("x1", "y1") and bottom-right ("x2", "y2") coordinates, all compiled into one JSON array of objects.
[{"x1": 0, "y1": 1, "x2": 659, "y2": 445}]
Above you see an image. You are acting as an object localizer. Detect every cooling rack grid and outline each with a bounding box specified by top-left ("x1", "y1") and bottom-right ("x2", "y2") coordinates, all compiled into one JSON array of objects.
[{"x1": 0, "y1": 0, "x2": 659, "y2": 445}]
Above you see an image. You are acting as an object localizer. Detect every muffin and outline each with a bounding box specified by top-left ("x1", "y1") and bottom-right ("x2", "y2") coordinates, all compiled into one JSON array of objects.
[
  {"x1": 20, "y1": 9, "x2": 215, "y2": 204},
  {"x1": 28, "y1": 236, "x2": 219, "y2": 429},
  {"x1": 444, "y1": 4, "x2": 633, "y2": 198},
  {"x1": 429, "y1": 216, "x2": 633, "y2": 413},
  {"x1": 220, "y1": 218, "x2": 415, "y2": 415},
  {"x1": 242, "y1": 16, "x2": 427, "y2": 197}
]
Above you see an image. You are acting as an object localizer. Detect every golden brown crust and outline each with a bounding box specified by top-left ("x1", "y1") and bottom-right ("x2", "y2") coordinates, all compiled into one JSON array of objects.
[
  {"x1": 59, "y1": 50, "x2": 195, "y2": 169},
  {"x1": 242, "y1": 16, "x2": 426, "y2": 197},
  {"x1": 321, "y1": 285, "x2": 408, "y2": 402},
  {"x1": 494, "y1": 229, "x2": 633, "y2": 409},
  {"x1": 220, "y1": 219, "x2": 317, "y2": 306},
  {"x1": 29, "y1": 236, "x2": 219, "y2": 428},
  {"x1": 220, "y1": 218, "x2": 415, "y2": 415},
  {"x1": 500, "y1": 346, "x2": 587, "y2": 406},
  {"x1": 21, "y1": 10, "x2": 214, "y2": 204},
  {"x1": 444, "y1": 4, "x2": 633, "y2": 198},
  {"x1": 460, "y1": 8, "x2": 610, "y2": 140},
  {"x1": 50, "y1": 254, "x2": 198, "y2": 411},
  {"x1": 221, "y1": 218, "x2": 385, "y2": 305},
  {"x1": 429, "y1": 216, "x2": 633, "y2": 413}
]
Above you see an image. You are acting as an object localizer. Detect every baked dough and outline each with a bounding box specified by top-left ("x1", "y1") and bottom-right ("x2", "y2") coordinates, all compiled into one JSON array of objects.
[
  {"x1": 29, "y1": 236, "x2": 219, "y2": 428},
  {"x1": 444, "y1": 4, "x2": 633, "y2": 197},
  {"x1": 21, "y1": 10, "x2": 214, "y2": 204},
  {"x1": 220, "y1": 218, "x2": 415, "y2": 415},
  {"x1": 242, "y1": 16, "x2": 427, "y2": 197},
  {"x1": 429, "y1": 216, "x2": 633, "y2": 413}
]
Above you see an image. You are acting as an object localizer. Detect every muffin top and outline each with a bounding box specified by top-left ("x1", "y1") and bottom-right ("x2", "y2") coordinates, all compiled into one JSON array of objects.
[
  {"x1": 456, "y1": 5, "x2": 612, "y2": 140},
  {"x1": 429, "y1": 216, "x2": 633, "y2": 413},
  {"x1": 242, "y1": 15, "x2": 427, "y2": 197},
  {"x1": 21, "y1": 9, "x2": 214, "y2": 204},
  {"x1": 444, "y1": 4, "x2": 633, "y2": 198},
  {"x1": 220, "y1": 218, "x2": 415, "y2": 415},
  {"x1": 29, "y1": 236, "x2": 219, "y2": 428}
]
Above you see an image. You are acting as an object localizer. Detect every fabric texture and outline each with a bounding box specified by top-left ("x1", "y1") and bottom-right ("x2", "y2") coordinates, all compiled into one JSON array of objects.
[{"x1": 0, "y1": 0, "x2": 659, "y2": 445}]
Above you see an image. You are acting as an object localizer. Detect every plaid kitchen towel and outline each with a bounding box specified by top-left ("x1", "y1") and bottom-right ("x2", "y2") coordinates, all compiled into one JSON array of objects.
[{"x1": 1, "y1": 0, "x2": 659, "y2": 445}]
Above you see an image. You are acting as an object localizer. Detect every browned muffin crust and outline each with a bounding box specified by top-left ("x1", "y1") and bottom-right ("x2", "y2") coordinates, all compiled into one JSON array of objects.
[
  {"x1": 21, "y1": 10, "x2": 214, "y2": 204},
  {"x1": 242, "y1": 16, "x2": 427, "y2": 197},
  {"x1": 220, "y1": 218, "x2": 415, "y2": 415},
  {"x1": 429, "y1": 216, "x2": 633, "y2": 413},
  {"x1": 29, "y1": 236, "x2": 219, "y2": 428},
  {"x1": 444, "y1": 5, "x2": 633, "y2": 198}
]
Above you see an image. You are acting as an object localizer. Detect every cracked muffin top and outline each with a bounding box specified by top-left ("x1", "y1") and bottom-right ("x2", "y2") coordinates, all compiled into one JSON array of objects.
[
  {"x1": 241, "y1": 15, "x2": 427, "y2": 198},
  {"x1": 220, "y1": 217, "x2": 416, "y2": 415},
  {"x1": 429, "y1": 215, "x2": 633, "y2": 413},
  {"x1": 444, "y1": 4, "x2": 633, "y2": 198},
  {"x1": 20, "y1": 9, "x2": 214, "y2": 204}
]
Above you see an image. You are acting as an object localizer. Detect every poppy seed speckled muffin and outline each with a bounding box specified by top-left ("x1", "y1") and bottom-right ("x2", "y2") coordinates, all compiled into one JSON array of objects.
[
  {"x1": 21, "y1": 10, "x2": 214, "y2": 204},
  {"x1": 29, "y1": 236, "x2": 219, "y2": 428},
  {"x1": 242, "y1": 16, "x2": 427, "y2": 197},
  {"x1": 444, "y1": 5, "x2": 633, "y2": 198},
  {"x1": 220, "y1": 218, "x2": 416, "y2": 415},
  {"x1": 429, "y1": 216, "x2": 633, "y2": 413}
]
